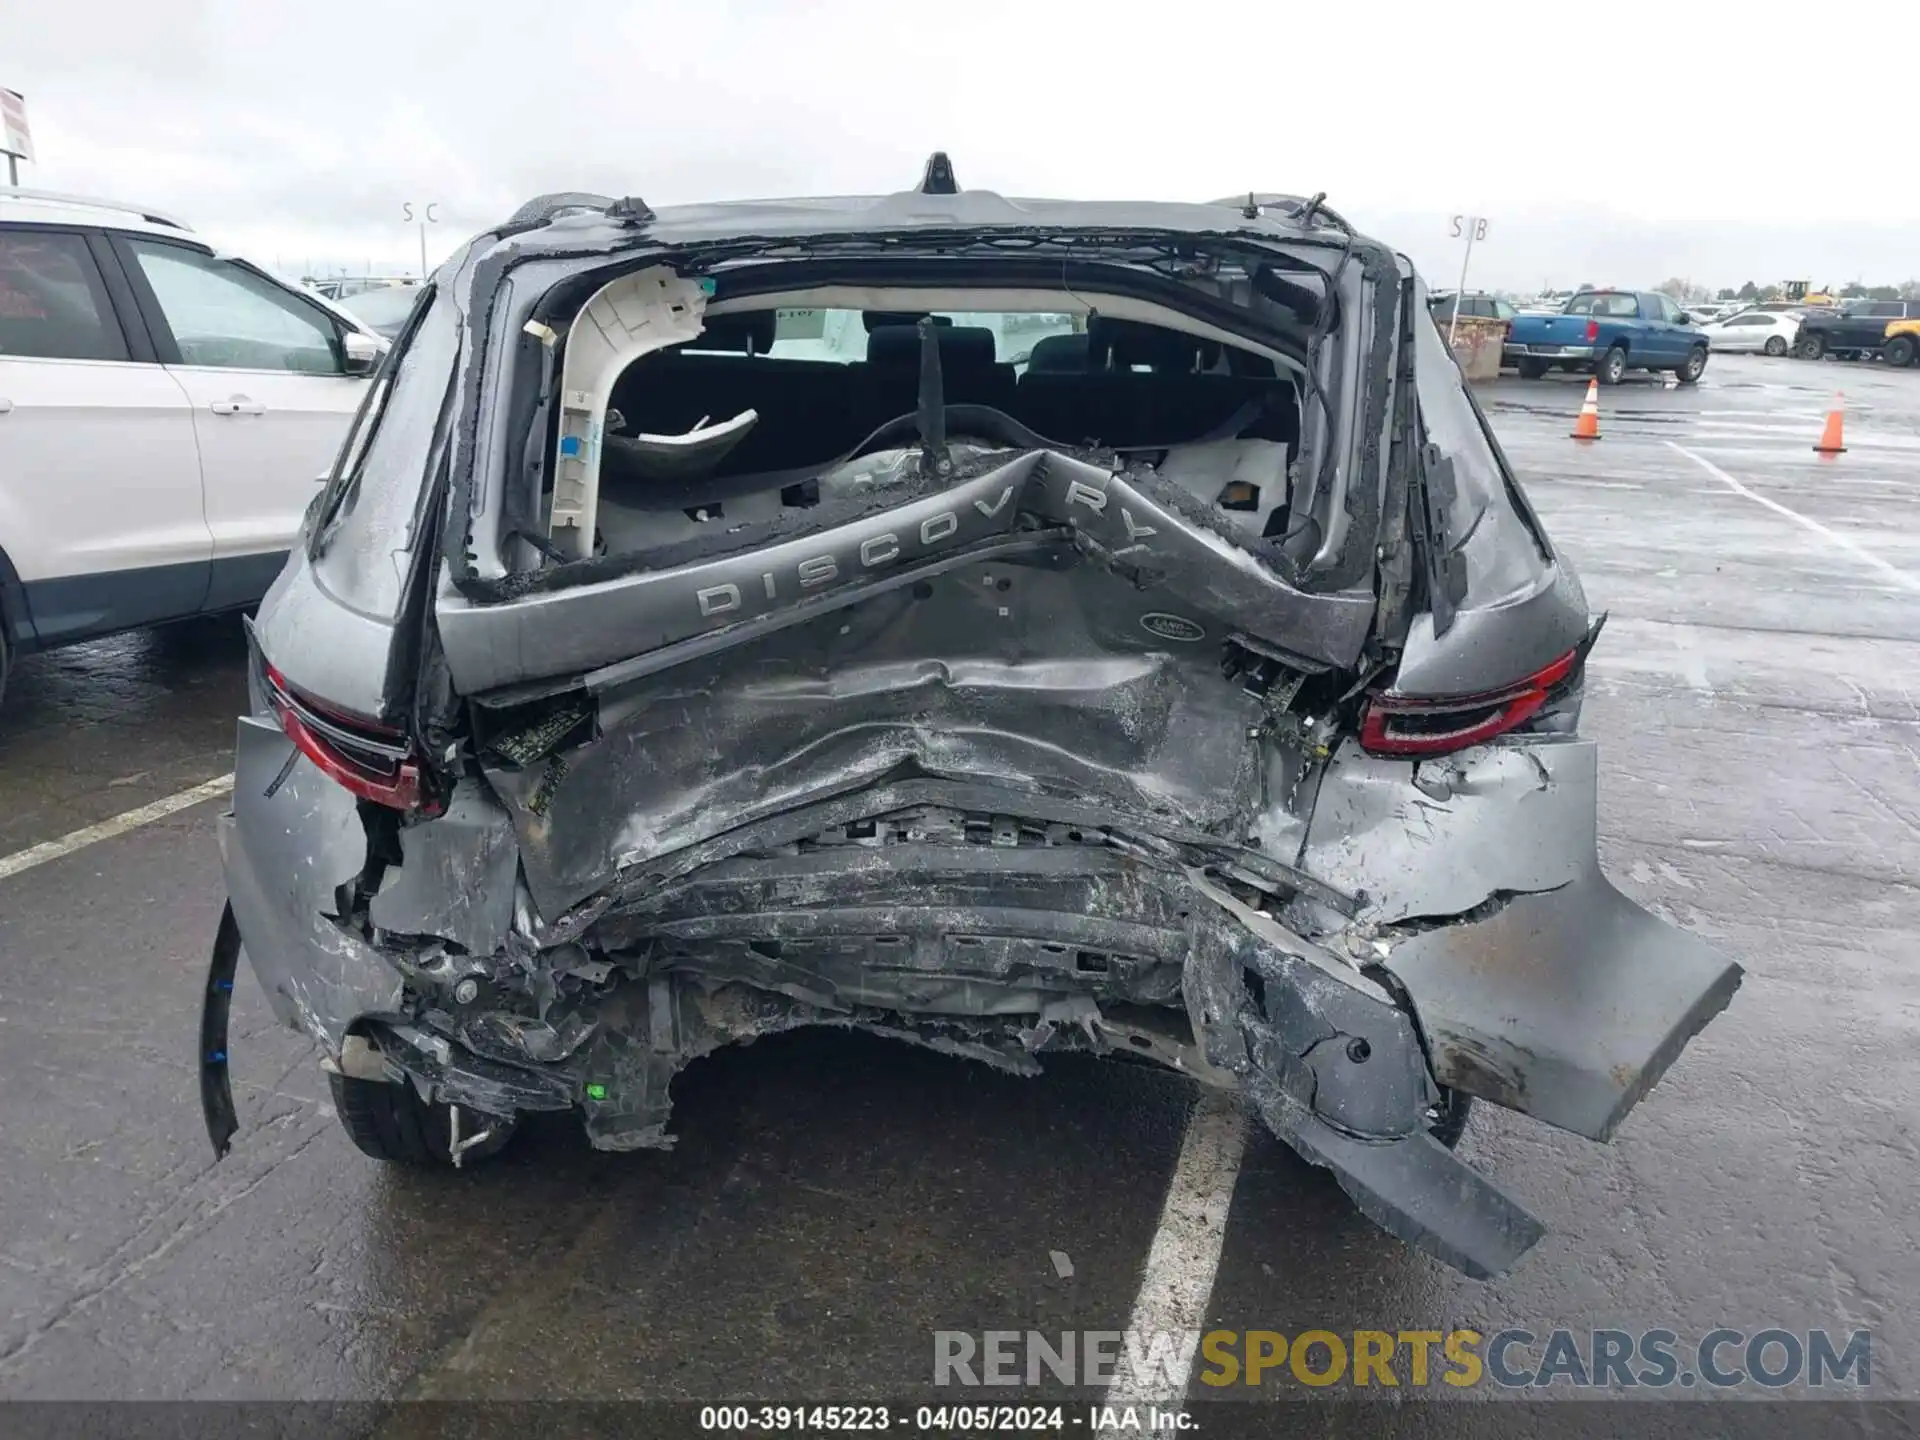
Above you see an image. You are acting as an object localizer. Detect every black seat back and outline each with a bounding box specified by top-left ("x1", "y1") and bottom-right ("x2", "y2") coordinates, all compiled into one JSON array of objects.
[
  {"x1": 1013, "y1": 318, "x2": 1292, "y2": 448},
  {"x1": 864, "y1": 324, "x2": 1017, "y2": 415}
]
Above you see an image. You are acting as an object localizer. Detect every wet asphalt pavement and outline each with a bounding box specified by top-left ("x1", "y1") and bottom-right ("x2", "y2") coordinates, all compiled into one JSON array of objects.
[{"x1": 1, "y1": 352, "x2": 1916, "y2": 1424}]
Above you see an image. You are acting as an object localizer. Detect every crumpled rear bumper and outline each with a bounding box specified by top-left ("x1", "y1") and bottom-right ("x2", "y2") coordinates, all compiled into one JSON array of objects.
[{"x1": 217, "y1": 715, "x2": 1740, "y2": 1282}]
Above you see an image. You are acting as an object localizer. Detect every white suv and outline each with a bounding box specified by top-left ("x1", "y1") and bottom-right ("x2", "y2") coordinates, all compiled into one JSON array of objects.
[{"x1": 0, "y1": 189, "x2": 386, "y2": 701}]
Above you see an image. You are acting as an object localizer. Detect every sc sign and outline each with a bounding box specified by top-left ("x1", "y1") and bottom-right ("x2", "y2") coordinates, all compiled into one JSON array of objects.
[{"x1": 1449, "y1": 215, "x2": 1489, "y2": 242}]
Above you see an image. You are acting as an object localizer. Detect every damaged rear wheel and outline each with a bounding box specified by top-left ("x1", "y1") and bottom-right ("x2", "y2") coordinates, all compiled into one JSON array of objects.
[{"x1": 328, "y1": 1072, "x2": 517, "y2": 1167}]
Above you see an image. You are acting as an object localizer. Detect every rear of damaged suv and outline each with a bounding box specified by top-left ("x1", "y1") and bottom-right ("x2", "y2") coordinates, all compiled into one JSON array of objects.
[{"x1": 214, "y1": 171, "x2": 1741, "y2": 1279}]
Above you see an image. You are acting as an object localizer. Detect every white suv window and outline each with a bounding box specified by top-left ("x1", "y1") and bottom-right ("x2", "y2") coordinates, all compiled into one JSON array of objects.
[
  {"x1": 0, "y1": 229, "x2": 129, "y2": 361},
  {"x1": 125, "y1": 239, "x2": 344, "y2": 374}
]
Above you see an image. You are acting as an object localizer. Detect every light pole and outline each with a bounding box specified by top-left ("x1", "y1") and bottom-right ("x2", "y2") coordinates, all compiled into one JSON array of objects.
[{"x1": 403, "y1": 201, "x2": 440, "y2": 280}]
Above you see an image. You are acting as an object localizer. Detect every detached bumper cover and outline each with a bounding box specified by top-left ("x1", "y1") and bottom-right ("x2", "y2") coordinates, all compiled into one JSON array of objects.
[
  {"x1": 1312, "y1": 739, "x2": 1743, "y2": 1142},
  {"x1": 1382, "y1": 867, "x2": 1741, "y2": 1141}
]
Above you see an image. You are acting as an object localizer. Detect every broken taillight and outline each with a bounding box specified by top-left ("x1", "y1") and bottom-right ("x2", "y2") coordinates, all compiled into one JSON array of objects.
[
  {"x1": 263, "y1": 664, "x2": 436, "y2": 813},
  {"x1": 1359, "y1": 648, "x2": 1580, "y2": 758}
]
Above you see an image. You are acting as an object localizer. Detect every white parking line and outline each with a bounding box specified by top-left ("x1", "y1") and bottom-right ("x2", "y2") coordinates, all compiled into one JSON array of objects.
[
  {"x1": 1666, "y1": 442, "x2": 1920, "y2": 595},
  {"x1": 1101, "y1": 1089, "x2": 1248, "y2": 1416},
  {"x1": 0, "y1": 774, "x2": 234, "y2": 884},
  {"x1": 1545, "y1": 478, "x2": 1645, "y2": 491}
]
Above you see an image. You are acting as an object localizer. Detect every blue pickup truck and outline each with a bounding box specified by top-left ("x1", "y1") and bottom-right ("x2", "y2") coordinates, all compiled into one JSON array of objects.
[{"x1": 1504, "y1": 290, "x2": 1710, "y2": 385}]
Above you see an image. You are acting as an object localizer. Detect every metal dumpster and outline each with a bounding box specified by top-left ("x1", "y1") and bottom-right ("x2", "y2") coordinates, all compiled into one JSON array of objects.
[{"x1": 1444, "y1": 315, "x2": 1507, "y2": 382}]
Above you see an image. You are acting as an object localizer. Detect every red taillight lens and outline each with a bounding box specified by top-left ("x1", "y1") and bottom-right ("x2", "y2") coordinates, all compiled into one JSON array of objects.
[
  {"x1": 1584, "y1": 319, "x2": 1599, "y2": 343},
  {"x1": 1359, "y1": 649, "x2": 1580, "y2": 758},
  {"x1": 263, "y1": 664, "x2": 434, "y2": 812}
]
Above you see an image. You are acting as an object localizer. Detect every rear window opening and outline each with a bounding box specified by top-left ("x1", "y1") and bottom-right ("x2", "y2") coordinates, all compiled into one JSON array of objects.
[{"x1": 556, "y1": 302, "x2": 1302, "y2": 567}]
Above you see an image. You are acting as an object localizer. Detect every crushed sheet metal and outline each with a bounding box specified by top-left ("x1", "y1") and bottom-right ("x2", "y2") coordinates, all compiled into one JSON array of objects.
[
  {"x1": 483, "y1": 568, "x2": 1270, "y2": 919},
  {"x1": 1178, "y1": 913, "x2": 1543, "y2": 1277},
  {"x1": 1182, "y1": 864, "x2": 1385, "y2": 994},
  {"x1": 220, "y1": 717, "x2": 406, "y2": 1053},
  {"x1": 1300, "y1": 739, "x2": 1595, "y2": 924},
  {"x1": 368, "y1": 779, "x2": 522, "y2": 955},
  {"x1": 435, "y1": 445, "x2": 1378, "y2": 696}
]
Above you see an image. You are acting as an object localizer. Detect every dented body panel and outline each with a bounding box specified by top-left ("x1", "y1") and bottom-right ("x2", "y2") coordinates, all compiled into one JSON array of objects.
[
  {"x1": 220, "y1": 717, "x2": 405, "y2": 1050},
  {"x1": 435, "y1": 447, "x2": 1377, "y2": 699}
]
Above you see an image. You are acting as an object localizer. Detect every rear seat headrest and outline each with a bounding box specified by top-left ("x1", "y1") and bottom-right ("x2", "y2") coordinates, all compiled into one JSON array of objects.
[
  {"x1": 861, "y1": 311, "x2": 953, "y2": 333},
  {"x1": 686, "y1": 310, "x2": 777, "y2": 355},
  {"x1": 866, "y1": 324, "x2": 998, "y2": 369},
  {"x1": 1089, "y1": 316, "x2": 1213, "y2": 373},
  {"x1": 1025, "y1": 333, "x2": 1091, "y2": 372}
]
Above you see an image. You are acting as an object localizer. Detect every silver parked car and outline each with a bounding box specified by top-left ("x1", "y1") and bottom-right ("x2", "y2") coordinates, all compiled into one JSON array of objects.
[{"x1": 203, "y1": 160, "x2": 1741, "y2": 1279}]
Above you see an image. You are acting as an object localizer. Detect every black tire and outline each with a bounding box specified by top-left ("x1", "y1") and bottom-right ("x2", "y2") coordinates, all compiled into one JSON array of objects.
[
  {"x1": 1676, "y1": 345, "x2": 1708, "y2": 384},
  {"x1": 328, "y1": 1070, "x2": 515, "y2": 1167},
  {"x1": 1596, "y1": 345, "x2": 1629, "y2": 385},
  {"x1": 1887, "y1": 336, "x2": 1917, "y2": 368},
  {"x1": 1428, "y1": 1090, "x2": 1475, "y2": 1150},
  {"x1": 0, "y1": 622, "x2": 10, "y2": 708},
  {"x1": 1796, "y1": 333, "x2": 1826, "y2": 361},
  {"x1": 1763, "y1": 335, "x2": 1788, "y2": 357},
  {"x1": 1516, "y1": 357, "x2": 1551, "y2": 380}
]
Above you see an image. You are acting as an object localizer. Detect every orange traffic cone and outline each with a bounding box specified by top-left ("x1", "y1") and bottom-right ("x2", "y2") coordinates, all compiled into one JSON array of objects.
[
  {"x1": 1813, "y1": 393, "x2": 1847, "y2": 454},
  {"x1": 1570, "y1": 378, "x2": 1602, "y2": 440}
]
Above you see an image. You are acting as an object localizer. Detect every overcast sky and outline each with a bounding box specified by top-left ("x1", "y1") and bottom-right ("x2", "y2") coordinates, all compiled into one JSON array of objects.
[{"x1": 5, "y1": 0, "x2": 1916, "y2": 292}]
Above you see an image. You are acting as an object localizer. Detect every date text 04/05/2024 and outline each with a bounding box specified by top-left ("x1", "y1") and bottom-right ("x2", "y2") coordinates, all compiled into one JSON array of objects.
[{"x1": 697, "y1": 1404, "x2": 1186, "y2": 1431}]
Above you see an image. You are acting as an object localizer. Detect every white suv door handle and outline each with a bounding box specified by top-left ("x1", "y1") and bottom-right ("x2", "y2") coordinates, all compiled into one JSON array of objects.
[
  {"x1": 0, "y1": 397, "x2": 13, "y2": 414},
  {"x1": 210, "y1": 396, "x2": 267, "y2": 416}
]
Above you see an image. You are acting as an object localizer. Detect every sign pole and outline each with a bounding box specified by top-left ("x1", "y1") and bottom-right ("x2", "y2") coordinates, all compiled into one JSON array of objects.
[
  {"x1": 1448, "y1": 226, "x2": 1475, "y2": 350},
  {"x1": 1445, "y1": 213, "x2": 1490, "y2": 350},
  {"x1": 1, "y1": 87, "x2": 34, "y2": 185},
  {"x1": 404, "y1": 201, "x2": 441, "y2": 281}
]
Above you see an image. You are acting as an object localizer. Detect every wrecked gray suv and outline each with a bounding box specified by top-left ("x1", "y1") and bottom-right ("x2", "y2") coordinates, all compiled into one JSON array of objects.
[{"x1": 204, "y1": 159, "x2": 1741, "y2": 1279}]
